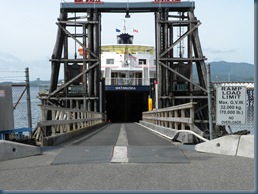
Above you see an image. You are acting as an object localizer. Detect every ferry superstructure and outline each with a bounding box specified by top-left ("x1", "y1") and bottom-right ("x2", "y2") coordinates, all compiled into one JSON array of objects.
[{"x1": 101, "y1": 32, "x2": 156, "y2": 122}]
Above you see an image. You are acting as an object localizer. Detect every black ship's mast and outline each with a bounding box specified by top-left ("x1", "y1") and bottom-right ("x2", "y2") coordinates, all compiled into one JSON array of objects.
[{"x1": 117, "y1": 20, "x2": 134, "y2": 44}]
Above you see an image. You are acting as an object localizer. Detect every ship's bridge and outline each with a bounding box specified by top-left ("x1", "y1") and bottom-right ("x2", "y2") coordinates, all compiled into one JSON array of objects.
[{"x1": 101, "y1": 45, "x2": 155, "y2": 55}]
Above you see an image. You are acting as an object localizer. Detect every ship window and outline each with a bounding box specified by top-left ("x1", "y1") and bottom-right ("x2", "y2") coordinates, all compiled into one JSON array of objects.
[
  {"x1": 111, "y1": 72, "x2": 118, "y2": 78},
  {"x1": 120, "y1": 73, "x2": 126, "y2": 78},
  {"x1": 139, "y1": 59, "x2": 147, "y2": 65},
  {"x1": 106, "y1": 59, "x2": 114, "y2": 64},
  {"x1": 136, "y1": 73, "x2": 142, "y2": 78}
]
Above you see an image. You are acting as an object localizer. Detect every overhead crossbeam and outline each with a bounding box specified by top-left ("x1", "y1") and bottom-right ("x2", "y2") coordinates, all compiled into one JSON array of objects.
[{"x1": 61, "y1": 2, "x2": 195, "y2": 13}]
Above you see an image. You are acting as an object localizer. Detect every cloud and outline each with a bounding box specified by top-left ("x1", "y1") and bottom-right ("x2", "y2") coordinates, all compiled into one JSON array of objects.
[
  {"x1": 0, "y1": 52, "x2": 22, "y2": 66},
  {"x1": 0, "y1": 52, "x2": 53, "y2": 81}
]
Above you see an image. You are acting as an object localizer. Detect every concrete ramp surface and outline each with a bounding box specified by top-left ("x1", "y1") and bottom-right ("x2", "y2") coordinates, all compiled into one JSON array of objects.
[{"x1": 0, "y1": 140, "x2": 41, "y2": 161}]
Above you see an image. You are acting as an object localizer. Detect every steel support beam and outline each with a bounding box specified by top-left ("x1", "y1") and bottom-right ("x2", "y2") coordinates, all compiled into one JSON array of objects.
[
  {"x1": 41, "y1": 1, "x2": 212, "y2": 137},
  {"x1": 155, "y1": 7, "x2": 210, "y2": 134}
]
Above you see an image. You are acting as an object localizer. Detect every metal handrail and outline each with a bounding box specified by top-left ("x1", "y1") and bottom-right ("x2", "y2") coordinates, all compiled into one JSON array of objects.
[
  {"x1": 142, "y1": 102, "x2": 197, "y2": 131},
  {"x1": 32, "y1": 105, "x2": 103, "y2": 145}
]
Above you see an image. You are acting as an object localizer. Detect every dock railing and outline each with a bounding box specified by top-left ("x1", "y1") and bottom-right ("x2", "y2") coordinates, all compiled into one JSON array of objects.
[
  {"x1": 142, "y1": 102, "x2": 196, "y2": 130},
  {"x1": 141, "y1": 102, "x2": 208, "y2": 143},
  {"x1": 33, "y1": 105, "x2": 103, "y2": 145}
]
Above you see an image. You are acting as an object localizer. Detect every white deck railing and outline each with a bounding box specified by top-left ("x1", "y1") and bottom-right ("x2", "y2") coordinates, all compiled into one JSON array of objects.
[
  {"x1": 106, "y1": 78, "x2": 150, "y2": 86},
  {"x1": 142, "y1": 102, "x2": 197, "y2": 131},
  {"x1": 33, "y1": 105, "x2": 103, "y2": 145},
  {"x1": 142, "y1": 102, "x2": 208, "y2": 142}
]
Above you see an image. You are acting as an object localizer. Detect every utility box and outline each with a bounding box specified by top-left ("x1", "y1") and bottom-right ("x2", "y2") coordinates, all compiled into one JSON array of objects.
[{"x1": 0, "y1": 85, "x2": 14, "y2": 130}]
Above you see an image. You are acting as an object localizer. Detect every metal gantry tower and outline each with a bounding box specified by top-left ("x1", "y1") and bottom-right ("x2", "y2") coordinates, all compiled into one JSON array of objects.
[
  {"x1": 48, "y1": 9, "x2": 101, "y2": 112},
  {"x1": 39, "y1": 0, "x2": 211, "y2": 137},
  {"x1": 155, "y1": 5, "x2": 210, "y2": 134}
]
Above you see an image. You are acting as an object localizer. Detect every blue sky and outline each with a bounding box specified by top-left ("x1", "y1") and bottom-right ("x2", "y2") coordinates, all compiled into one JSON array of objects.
[{"x1": 0, "y1": 0, "x2": 254, "y2": 81}]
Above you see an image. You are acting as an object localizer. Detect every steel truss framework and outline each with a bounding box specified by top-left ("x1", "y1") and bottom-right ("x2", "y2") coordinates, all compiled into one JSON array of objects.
[
  {"x1": 155, "y1": 6, "x2": 209, "y2": 134},
  {"x1": 43, "y1": 1, "x2": 212, "y2": 136}
]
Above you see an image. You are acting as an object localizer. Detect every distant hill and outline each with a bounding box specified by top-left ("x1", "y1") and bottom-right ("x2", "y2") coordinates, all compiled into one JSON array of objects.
[
  {"x1": 193, "y1": 61, "x2": 254, "y2": 82},
  {"x1": 29, "y1": 80, "x2": 51, "y2": 87}
]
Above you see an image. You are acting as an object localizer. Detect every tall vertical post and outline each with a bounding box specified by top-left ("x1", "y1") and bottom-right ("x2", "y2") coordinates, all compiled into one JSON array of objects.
[
  {"x1": 164, "y1": 9, "x2": 169, "y2": 108},
  {"x1": 83, "y1": 23, "x2": 87, "y2": 110},
  {"x1": 188, "y1": 11, "x2": 193, "y2": 103},
  {"x1": 99, "y1": 81, "x2": 102, "y2": 113},
  {"x1": 93, "y1": 10, "x2": 100, "y2": 112},
  {"x1": 207, "y1": 63, "x2": 213, "y2": 140},
  {"x1": 25, "y1": 67, "x2": 32, "y2": 135},
  {"x1": 88, "y1": 10, "x2": 93, "y2": 111},
  {"x1": 155, "y1": 11, "x2": 161, "y2": 109},
  {"x1": 49, "y1": 12, "x2": 67, "y2": 93},
  {"x1": 63, "y1": 33, "x2": 68, "y2": 98}
]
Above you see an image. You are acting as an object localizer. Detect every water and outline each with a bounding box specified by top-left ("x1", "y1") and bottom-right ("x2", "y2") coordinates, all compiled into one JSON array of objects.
[
  {"x1": 30, "y1": 87, "x2": 42, "y2": 128},
  {"x1": 13, "y1": 86, "x2": 42, "y2": 129}
]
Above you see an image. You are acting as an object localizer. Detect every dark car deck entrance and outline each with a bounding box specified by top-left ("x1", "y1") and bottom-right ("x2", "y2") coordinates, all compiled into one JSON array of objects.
[{"x1": 105, "y1": 91, "x2": 149, "y2": 123}]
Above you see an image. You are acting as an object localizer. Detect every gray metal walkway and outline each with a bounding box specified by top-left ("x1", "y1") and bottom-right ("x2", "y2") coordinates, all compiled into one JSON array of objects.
[{"x1": 53, "y1": 123, "x2": 188, "y2": 164}]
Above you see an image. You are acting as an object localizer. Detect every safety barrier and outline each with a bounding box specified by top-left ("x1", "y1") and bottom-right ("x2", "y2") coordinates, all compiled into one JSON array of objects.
[
  {"x1": 33, "y1": 105, "x2": 103, "y2": 146},
  {"x1": 142, "y1": 102, "x2": 207, "y2": 143},
  {"x1": 0, "y1": 140, "x2": 41, "y2": 161},
  {"x1": 195, "y1": 134, "x2": 254, "y2": 158},
  {"x1": 142, "y1": 102, "x2": 197, "y2": 131}
]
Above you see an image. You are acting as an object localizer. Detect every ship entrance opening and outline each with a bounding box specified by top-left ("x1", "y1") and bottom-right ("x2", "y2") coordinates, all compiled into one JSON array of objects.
[{"x1": 106, "y1": 91, "x2": 148, "y2": 123}]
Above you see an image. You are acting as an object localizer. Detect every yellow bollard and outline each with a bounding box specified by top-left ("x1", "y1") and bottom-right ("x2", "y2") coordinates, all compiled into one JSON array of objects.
[{"x1": 148, "y1": 97, "x2": 153, "y2": 111}]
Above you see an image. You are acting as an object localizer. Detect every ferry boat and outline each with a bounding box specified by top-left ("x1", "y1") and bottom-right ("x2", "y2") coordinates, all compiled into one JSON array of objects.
[
  {"x1": 101, "y1": 27, "x2": 156, "y2": 122},
  {"x1": 41, "y1": 23, "x2": 157, "y2": 123}
]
